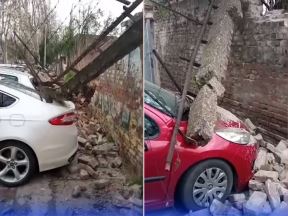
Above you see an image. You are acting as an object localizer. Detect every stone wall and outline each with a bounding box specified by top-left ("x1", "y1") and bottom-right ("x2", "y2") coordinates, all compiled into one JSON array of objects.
[
  {"x1": 89, "y1": 47, "x2": 143, "y2": 178},
  {"x1": 222, "y1": 4, "x2": 288, "y2": 143}
]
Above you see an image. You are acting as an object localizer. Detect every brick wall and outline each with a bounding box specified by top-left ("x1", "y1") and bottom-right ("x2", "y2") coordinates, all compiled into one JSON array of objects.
[
  {"x1": 89, "y1": 46, "x2": 143, "y2": 178},
  {"x1": 221, "y1": 5, "x2": 288, "y2": 143},
  {"x1": 154, "y1": 0, "x2": 242, "y2": 95}
]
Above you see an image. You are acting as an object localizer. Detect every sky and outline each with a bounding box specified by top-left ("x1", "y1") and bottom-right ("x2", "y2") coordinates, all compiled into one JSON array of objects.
[{"x1": 50, "y1": 0, "x2": 143, "y2": 24}]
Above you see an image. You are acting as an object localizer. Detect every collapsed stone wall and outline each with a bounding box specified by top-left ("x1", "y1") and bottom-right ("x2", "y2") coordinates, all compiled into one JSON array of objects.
[
  {"x1": 72, "y1": 36, "x2": 143, "y2": 178},
  {"x1": 221, "y1": 3, "x2": 288, "y2": 144},
  {"x1": 89, "y1": 47, "x2": 143, "y2": 178}
]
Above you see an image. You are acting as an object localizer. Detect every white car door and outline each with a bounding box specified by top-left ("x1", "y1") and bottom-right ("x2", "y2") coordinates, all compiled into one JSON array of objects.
[{"x1": 0, "y1": 91, "x2": 25, "y2": 133}]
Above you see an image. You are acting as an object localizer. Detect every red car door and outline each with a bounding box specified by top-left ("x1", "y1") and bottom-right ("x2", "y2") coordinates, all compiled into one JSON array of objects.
[{"x1": 144, "y1": 109, "x2": 173, "y2": 208}]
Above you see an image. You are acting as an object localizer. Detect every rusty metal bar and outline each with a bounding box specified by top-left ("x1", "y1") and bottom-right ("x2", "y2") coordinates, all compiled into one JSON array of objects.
[
  {"x1": 51, "y1": 0, "x2": 143, "y2": 84},
  {"x1": 116, "y1": 0, "x2": 131, "y2": 5},
  {"x1": 149, "y1": 0, "x2": 202, "y2": 25},
  {"x1": 152, "y1": 49, "x2": 182, "y2": 93},
  {"x1": 165, "y1": 0, "x2": 216, "y2": 171},
  {"x1": 261, "y1": 0, "x2": 270, "y2": 10}
]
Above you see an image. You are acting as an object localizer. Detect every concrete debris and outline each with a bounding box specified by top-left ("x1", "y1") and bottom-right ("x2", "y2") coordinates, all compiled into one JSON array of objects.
[
  {"x1": 281, "y1": 149, "x2": 288, "y2": 165},
  {"x1": 191, "y1": 137, "x2": 288, "y2": 216},
  {"x1": 72, "y1": 185, "x2": 82, "y2": 198},
  {"x1": 280, "y1": 169, "x2": 288, "y2": 181},
  {"x1": 129, "y1": 197, "x2": 143, "y2": 208},
  {"x1": 262, "y1": 201, "x2": 273, "y2": 216},
  {"x1": 79, "y1": 169, "x2": 89, "y2": 180},
  {"x1": 84, "y1": 142, "x2": 93, "y2": 151},
  {"x1": 254, "y1": 170, "x2": 279, "y2": 182},
  {"x1": 94, "y1": 179, "x2": 110, "y2": 190},
  {"x1": 111, "y1": 157, "x2": 123, "y2": 168},
  {"x1": 216, "y1": 106, "x2": 241, "y2": 123},
  {"x1": 266, "y1": 143, "x2": 282, "y2": 163},
  {"x1": 265, "y1": 179, "x2": 281, "y2": 209},
  {"x1": 267, "y1": 153, "x2": 276, "y2": 165},
  {"x1": 276, "y1": 140, "x2": 288, "y2": 152},
  {"x1": 249, "y1": 179, "x2": 265, "y2": 191},
  {"x1": 226, "y1": 206, "x2": 242, "y2": 216},
  {"x1": 79, "y1": 163, "x2": 98, "y2": 179},
  {"x1": 77, "y1": 136, "x2": 88, "y2": 146},
  {"x1": 254, "y1": 134, "x2": 265, "y2": 147},
  {"x1": 244, "y1": 118, "x2": 257, "y2": 133},
  {"x1": 187, "y1": 85, "x2": 218, "y2": 141},
  {"x1": 210, "y1": 199, "x2": 229, "y2": 216},
  {"x1": 92, "y1": 143, "x2": 118, "y2": 155},
  {"x1": 254, "y1": 148, "x2": 268, "y2": 171},
  {"x1": 243, "y1": 191, "x2": 267, "y2": 215}
]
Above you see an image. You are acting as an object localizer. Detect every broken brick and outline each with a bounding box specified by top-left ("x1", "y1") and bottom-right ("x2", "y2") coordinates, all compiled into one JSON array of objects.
[
  {"x1": 265, "y1": 179, "x2": 281, "y2": 210},
  {"x1": 244, "y1": 191, "x2": 267, "y2": 216},
  {"x1": 254, "y1": 170, "x2": 279, "y2": 182},
  {"x1": 254, "y1": 148, "x2": 268, "y2": 171}
]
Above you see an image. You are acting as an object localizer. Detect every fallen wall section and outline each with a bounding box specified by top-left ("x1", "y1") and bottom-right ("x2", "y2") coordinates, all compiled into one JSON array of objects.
[{"x1": 89, "y1": 47, "x2": 143, "y2": 177}]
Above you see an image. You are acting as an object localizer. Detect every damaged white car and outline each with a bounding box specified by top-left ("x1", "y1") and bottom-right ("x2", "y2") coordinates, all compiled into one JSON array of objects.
[{"x1": 0, "y1": 79, "x2": 78, "y2": 186}]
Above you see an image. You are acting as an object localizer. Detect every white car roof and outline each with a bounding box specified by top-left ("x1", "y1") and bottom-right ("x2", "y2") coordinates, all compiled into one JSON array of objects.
[{"x1": 0, "y1": 68, "x2": 33, "y2": 79}]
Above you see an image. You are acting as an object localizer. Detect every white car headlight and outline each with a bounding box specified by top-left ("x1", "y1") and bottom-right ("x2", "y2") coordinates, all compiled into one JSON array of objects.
[{"x1": 216, "y1": 128, "x2": 252, "y2": 145}]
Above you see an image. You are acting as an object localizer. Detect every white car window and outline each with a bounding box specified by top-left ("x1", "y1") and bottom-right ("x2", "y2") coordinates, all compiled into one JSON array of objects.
[
  {"x1": 0, "y1": 80, "x2": 41, "y2": 100},
  {"x1": 0, "y1": 92, "x2": 16, "y2": 107},
  {"x1": 0, "y1": 74, "x2": 18, "y2": 82}
]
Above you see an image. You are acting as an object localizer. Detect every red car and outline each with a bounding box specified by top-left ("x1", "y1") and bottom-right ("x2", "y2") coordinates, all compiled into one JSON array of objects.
[{"x1": 144, "y1": 81, "x2": 257, "y2": 211}]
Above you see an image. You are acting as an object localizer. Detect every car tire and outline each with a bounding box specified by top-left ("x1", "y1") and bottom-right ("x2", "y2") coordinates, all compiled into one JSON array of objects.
[
  {"x1": 178, "y1": 159, "x2": 233, "y2": 210},
  {"x1": 0, "y1": 141, "x2": 37, "y2": 187}
]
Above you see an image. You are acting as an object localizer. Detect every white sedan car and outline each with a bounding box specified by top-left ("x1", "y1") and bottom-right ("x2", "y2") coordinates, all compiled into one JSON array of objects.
[{"x1": 0, "y1": 79, "x2": 78, "y2": 186}]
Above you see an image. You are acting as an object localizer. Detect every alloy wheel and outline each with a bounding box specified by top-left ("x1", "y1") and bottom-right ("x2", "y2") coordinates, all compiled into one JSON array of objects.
[
  {"x1": 0, "y1": 146, "x2": 30, "y2": 183},
  {"x1": 192, "y1": 167, "x2": 228, "y2": 207}
]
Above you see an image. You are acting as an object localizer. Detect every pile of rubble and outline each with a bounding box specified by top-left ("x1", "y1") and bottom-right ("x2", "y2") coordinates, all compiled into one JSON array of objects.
[
  {"x1": 66, "y1": 98, "x2": 143, "y2": 215},
  {"x1": 187, "y1": 118, "x2": 288, "y2": 216}
]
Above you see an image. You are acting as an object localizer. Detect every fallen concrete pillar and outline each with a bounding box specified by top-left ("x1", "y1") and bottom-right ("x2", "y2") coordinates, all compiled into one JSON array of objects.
[
  {"x1": 187, "y1": 85, "x2": 217, "y2": 141},
  {"x1": 208, "y1": 76, "x2": 225, "y2": 99}
]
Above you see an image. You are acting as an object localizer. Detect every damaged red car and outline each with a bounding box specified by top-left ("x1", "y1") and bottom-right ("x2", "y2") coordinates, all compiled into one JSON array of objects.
[{"x1": 144, "y1": 81, "x2": 258, "y2": 211}]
